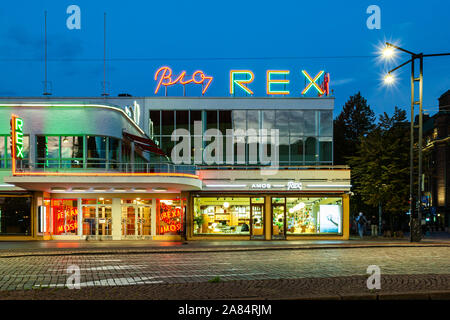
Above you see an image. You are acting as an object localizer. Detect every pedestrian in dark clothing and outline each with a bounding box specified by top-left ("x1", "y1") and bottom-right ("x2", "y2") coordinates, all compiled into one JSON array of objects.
[{"x1": 356, "y1": 212, "x2": 368, "y2": 238}]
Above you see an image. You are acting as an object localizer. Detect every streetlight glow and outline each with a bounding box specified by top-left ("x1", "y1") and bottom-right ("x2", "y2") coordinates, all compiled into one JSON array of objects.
[
  {"x1": 384, "y1": 73, "x2": 395, "y2": 85},
  {"x1": 382, "y1": 46, "x2": 395, "y2": 59}
]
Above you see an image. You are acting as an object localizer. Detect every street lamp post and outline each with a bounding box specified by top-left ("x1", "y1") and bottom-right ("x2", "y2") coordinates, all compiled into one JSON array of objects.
[{"x1": 381, "y1": 43, "x2": 450, "y2": 242}]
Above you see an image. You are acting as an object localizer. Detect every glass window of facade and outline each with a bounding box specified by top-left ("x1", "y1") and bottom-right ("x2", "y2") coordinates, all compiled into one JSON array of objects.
[
  {"x1": 150, "y1": 108, "x2": 333, "y2": 166},
  {"x1": 161, "y1": 110, "x2": 174, "y2": 135},
  {"x1": 36, "y1": 135, "x2": 120, "y2": 169},
  {"x1": 193, "y1": 197, "x2": 251, "y2": 235},
  {"x1": 0, "y1": 197, "x2": 32, "y2": 235},
  {"x1": 176, "y1": 110, "x2": 189, "y2": 131},
  {"x1": 1, "y1": 135, "x2": 29, "y2": 168}
]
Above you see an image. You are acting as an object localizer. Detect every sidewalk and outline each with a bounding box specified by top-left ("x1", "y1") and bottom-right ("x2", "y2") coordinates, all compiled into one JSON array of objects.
[{"x1": 1, "y1": 233, "x2": 449, "y2": 258}]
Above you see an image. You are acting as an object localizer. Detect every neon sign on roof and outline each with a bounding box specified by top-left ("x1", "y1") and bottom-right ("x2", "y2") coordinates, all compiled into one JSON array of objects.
[{"x1": 154, "y1": 66, "x2": 331, "y2": 96}]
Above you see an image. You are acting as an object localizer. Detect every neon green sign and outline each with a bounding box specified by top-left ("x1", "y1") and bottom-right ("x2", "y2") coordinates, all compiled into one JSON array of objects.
[{"x1": 12, "y1": 116, "x2": 24, "y2": 159}]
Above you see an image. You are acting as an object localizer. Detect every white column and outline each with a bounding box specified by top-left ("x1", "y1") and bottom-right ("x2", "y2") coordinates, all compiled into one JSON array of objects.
[{"x1": 111, "y1": 198, "x2": 122, "y2": 240}]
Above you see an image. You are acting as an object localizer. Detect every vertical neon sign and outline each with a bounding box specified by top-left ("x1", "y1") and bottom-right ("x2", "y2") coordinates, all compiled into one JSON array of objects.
[{"x1": 10, "y1": 114, "x2": 24, "y2": 173}]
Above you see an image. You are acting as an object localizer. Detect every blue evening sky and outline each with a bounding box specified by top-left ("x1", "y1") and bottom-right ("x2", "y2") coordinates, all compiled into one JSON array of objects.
[{"x1": 0, "y1": 0, "x2": 449, "y2": 119}]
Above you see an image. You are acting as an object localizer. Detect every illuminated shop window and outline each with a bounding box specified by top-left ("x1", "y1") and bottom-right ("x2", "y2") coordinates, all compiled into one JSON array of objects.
[
  {"x1": 157, "y1": 199, "x2": 183, "y2": 235},
  {"x1": 51, "y1": 199, "x2": 78, "y2": 235},
  {"x1": 285, "y1": 197, "x2": 342, "y2": 234},
  {"x1": 193, "y1": 197, "x2": 251, "y2": 235}
]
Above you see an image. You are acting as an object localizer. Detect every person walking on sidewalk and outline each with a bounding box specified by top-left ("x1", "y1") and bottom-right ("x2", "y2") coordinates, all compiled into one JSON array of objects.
[{"x1": 356, "y1": 212, "x2": 368, "y2": 238}]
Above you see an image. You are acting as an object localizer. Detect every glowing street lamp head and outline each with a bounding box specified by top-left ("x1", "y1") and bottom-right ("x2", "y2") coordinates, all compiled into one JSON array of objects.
[
  {"x1": 382, "y1": 46, "x2": 395, "y2": 59},
  {"x1": 384, "y1": 73, "x2": 395, "y2": 85}
]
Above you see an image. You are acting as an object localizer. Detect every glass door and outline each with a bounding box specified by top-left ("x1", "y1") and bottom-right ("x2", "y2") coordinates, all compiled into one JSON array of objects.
[
  {"x1": 272, "y1": 204, "x2": 286, "y2": 239},
  {"x1": 98, "y1": 206, "x2": 112, "y2": 236},
  {"x1": 121, "y1": 206, "x2": 136, "y2": 237},
  {"x1": 136, "y1": 206, "x2": 151, "y2": 237},
  {"x1": 250, "y1": 203, "x2": 264, "y2": 239},
  {"x1": 82, "y1": 206, "x2": 97, "y2": 236}
]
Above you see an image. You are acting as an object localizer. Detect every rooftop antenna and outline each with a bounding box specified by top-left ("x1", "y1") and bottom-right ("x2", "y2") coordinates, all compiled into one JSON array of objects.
[
  {"x1": 43, "y1": 10, "x2": 51, "y2": 96},
  {"x1": 101, "y1": 12, "x2": 109, "y2": 97}
]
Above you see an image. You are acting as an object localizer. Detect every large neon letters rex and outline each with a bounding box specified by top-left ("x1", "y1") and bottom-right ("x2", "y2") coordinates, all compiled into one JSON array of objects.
[{"x1": 154, "y1": 67, "x2": 330, "y2": 96}]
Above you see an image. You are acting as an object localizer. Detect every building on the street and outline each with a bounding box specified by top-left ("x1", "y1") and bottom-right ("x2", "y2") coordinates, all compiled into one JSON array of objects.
[
  {"x1": 423, "y1": 90, "x2": 450, "y2": 231},
  {"x1": 0, "y1": 95, "x2": 350, "y2": 241}
]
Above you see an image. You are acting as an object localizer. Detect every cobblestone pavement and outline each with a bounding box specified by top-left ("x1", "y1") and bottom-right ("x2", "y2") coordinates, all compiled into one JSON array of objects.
[{"x1": 0, "y1": 246, "x2": 449, "y2": 299}]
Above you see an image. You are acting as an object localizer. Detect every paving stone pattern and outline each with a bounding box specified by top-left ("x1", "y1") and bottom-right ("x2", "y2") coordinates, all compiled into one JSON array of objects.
[{"x1": 0, "y1": 246, "x2": 449, "y2": 299}]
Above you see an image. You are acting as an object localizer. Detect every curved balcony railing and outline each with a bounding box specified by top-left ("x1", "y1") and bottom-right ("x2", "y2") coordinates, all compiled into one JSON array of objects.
[{"x1": 13, "y1": 162, "x2": 197, "y2": 175}]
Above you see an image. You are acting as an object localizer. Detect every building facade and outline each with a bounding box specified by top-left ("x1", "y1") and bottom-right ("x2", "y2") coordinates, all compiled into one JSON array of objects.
[
  {"x1": 423, "y1": 90, "x2": 450, "y2": 231},
  {"x1": 0, "y1": 97, "x2": 350, "y2": 241}
]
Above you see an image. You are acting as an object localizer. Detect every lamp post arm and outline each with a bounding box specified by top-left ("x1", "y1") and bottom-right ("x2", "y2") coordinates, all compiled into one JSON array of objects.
[
  {"x1": 386, "y1": 42, "x2": 417, "y2": 55},
  {"x1": 423, "y1": 53, "x2": 450, "y2": 57},
  {"x1": 388, "y1": 58, "x2": 413, "y2": 74}
]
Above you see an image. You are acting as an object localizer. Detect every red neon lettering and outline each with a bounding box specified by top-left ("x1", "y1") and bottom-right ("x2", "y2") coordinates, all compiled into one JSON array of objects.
[{"x1": 154, "y1": 66, "x2": 213, "y2": 95}]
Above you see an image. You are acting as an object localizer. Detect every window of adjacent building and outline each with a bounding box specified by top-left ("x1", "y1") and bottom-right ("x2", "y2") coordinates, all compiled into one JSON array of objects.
[
  {"x1": 0, "y1": 196, "x2": 32, "y2": 235},
  {"x1": 193, "y1": 197, "x2": 251, "y2": 235}
]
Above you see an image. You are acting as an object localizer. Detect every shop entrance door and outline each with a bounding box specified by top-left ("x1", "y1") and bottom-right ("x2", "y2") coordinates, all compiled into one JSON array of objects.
[
  {"x1": 250, "y1": 204, "x2": 264, "y2": 239},
  {"x1": 122, "y1": 206, "x2": 136, "y2": 238},
  {"x1": 122, "y1": 205, "x2": 151, "y2": 239},
  {"x1": 136, "y1": 206, "x2": 151, "y2": 237},
  {"x1": 271, "y1": 204, "x2": 286, "y2": 240}
]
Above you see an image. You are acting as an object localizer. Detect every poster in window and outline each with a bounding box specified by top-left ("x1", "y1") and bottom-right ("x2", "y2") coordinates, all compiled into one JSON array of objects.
[{"x1": 319, "y1": 205, "x2": 341, "y2": 233}]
